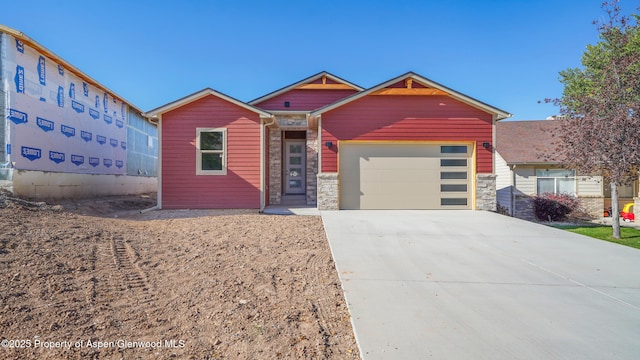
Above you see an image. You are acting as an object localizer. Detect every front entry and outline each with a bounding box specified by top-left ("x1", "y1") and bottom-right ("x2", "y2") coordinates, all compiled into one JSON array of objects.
[{"x1": 284, "y1": 140, "x2": 306, "y2": 194}]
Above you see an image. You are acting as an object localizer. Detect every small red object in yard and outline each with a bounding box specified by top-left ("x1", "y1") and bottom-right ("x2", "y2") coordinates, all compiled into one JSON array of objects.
[{"x1": 620, "y1": 203, "x2": 635, "y2": 222}]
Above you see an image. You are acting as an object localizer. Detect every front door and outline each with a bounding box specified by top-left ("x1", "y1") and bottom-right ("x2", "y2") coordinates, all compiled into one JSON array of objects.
[{"x1": 285, "y1": 140, "x2": 306, "y2": 194}]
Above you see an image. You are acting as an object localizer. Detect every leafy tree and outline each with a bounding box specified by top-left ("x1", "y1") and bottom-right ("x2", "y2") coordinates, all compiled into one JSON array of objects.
[{"x1": 550, "y1": 1, "x2": 640, "y2": 238}]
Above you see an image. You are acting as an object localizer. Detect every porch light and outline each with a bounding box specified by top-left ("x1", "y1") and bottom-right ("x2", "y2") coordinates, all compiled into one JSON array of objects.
[
  {"x1": 482, "y1": 142, "x2": 490, "y2": 149},
  {"x1": 325, "y1": 141, "x2": 333, "y2": 148}
]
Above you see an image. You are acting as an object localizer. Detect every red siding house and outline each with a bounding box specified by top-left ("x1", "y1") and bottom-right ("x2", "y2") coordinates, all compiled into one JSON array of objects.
[{"x1": 145, "y1": 72, "x2": 511, "y2": 210}]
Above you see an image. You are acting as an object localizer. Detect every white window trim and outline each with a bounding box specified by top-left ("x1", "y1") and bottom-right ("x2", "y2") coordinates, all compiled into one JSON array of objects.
[
  {"x1": 536, "y1": 169, "x2": 576, "y2": 195},
  {"x1": 196, "y1": 127, "x2": 227, "y2": 175}
]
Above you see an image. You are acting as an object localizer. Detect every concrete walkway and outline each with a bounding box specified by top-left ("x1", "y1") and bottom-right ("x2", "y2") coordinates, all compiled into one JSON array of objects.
[
  {"x1": 321, "y1": 210, "x2": 640, "y2": 360},
  {"x1": 262, "y1": 205, "x2": 320, "y2": 216}
]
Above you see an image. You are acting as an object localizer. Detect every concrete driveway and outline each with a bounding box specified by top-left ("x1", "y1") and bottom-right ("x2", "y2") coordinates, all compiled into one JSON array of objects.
[{"x1": 321, "y1": 210, "x2": 640, "y2": 360}]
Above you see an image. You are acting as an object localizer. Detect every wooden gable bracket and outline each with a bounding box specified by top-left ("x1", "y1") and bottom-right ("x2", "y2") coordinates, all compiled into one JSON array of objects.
[
  {"x1": 295, "y1": 75, "x2": 356, "y2": 90},
  {"x1": 372, "y1": 78, "x2": 450, "y2": 96}
]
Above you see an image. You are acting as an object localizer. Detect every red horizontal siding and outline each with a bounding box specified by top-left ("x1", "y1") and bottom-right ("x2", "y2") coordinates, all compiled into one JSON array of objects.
[
  {"x1": 161, "y1": 95, "x2": 261, "y2": 209},
  {"x1": 321, "y1": 95, "x2": 494, "y2": 173},
  {"x1": 254, "y1": 89, "x2": 358, "y2": 111}
]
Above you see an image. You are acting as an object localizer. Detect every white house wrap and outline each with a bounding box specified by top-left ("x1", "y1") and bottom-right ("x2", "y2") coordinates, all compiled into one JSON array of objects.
[{"x1": 4, "y1": 33, "x2": 126, "y2": 175}]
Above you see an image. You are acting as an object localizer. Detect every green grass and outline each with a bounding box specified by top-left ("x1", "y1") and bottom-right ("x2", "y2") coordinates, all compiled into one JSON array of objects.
[{"x1": 552, "y1": 224, "x2": 640, "y2": 250}]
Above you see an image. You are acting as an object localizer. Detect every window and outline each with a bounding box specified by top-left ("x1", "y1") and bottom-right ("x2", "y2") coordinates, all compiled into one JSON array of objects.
[
  {"x1": 441, "y1": 171, "x2": 467, "y2": 180},
  {"x1": 441, "y1": 198, "x2": 468, "y2": 206},
  {"x1": 441, "y1": 145, "x2": 467, "y2": 154},
  {"x1": 441, "y1": 184, "x2": 468, "y2": 192},
  {"x1": 441, "y1": 159, "x2": 467, "y2": 167},
  {"x1": 536, "y1": 169, "x2": 575, "y2": 195},
  {"x1": 196, "y1": 128, "x2": 226, "y2": 175}
]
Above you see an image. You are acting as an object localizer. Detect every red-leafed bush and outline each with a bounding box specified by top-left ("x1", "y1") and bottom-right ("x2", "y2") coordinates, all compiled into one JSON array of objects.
[{"x1": 533, "y1": 193, "x2": 581, "y2": 221}]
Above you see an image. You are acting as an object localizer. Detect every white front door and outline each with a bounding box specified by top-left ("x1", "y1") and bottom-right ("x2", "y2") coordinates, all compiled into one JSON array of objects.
[{"x1": 285, "y1": 140, "x2": 306, "y2": 194}]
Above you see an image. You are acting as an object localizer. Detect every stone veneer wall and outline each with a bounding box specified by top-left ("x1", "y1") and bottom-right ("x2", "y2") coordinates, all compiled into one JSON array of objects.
[
  {"x1": 514, "y1": 194, "x2": 603, "y2": 220},
  {"x1": 317, "y1": 173, "x2": 338, "y2": 210},
  {"x1": 475, "y1": 174, "x2": 497, "y2": 211},
  {"x1": 268, "y1": 128, "x2": 282, "y2": 205},
  {"x1": 306, "y1": 130, "x2": 318, "y2": 205},
  {"x1": 579, "y1": 196, "x2": 604, "y2": 219}
]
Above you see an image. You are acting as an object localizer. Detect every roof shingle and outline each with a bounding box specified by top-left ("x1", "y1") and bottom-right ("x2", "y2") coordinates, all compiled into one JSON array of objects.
[{"x1": 496, "y1": 120, "x2": 564, "y2": 164}]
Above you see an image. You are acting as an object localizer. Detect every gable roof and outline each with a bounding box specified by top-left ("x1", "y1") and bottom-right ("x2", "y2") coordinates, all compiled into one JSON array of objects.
[
  {"x1": 248, "y1": 71, "x2": 364, "y2": 106},
  {"x1": 145, "y1": 88, "x2": 273, "y2": 118},
  {"x1": 496, "y1": 120, "x2": 563, "y2": 164},
  {"x1": 309, "y1": 72, "x2": 512, "y2": 119}
]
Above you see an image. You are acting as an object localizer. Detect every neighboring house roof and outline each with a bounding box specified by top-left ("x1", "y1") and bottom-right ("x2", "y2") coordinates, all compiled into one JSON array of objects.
[
  {"x1": 496, "y1": 120, "x2": 564, "y2": 164},
  {"x1": 309, "y1": 72, "x2": 512, "y2": 120},
  {"x1": 248, "y1": 71, "x2": 364, "y2": 106},
  {"x1": 145, "y1": 88, "x2": 274, "y2": 118},
  {"x1": 0, "y1": 24, "x2": 144, "y2": 114}
]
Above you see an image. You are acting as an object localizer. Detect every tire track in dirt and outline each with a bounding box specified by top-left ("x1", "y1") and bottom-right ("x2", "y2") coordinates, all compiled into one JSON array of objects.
[
  {"x1": 306, "y1": 252, "x2": 334, "y2": 358},
  {"x1": 110, "y1": 237, "x2": 149, "y2": 292},
  {"x1": 85, "y1": 234, "x2": 159, "y2": 336}
]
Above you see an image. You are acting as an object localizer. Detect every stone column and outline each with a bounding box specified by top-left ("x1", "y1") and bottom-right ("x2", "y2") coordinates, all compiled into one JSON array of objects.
[
  {"x1": 268, "y1": 128, "x2": 282, "y2": 205},
  {"x1": 306, "y1": 129, "x2": 318, "y2": 206},
  {"x1": 317, "y1": 173, "x2": 339, "y2": 210},
  {"x1": 475, "y1": 174, "x2": 497, "y2": 211}
]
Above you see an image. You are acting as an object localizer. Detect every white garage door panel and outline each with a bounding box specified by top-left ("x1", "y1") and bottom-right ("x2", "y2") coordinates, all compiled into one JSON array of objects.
[{"x1": 339, "y1": 143, "x2": 472, "y2": 210}]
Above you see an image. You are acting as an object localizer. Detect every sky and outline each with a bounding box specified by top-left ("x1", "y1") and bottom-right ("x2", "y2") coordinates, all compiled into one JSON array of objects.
[{"x1": 3, "y1": 0, "x2": 639, "y2": 120}]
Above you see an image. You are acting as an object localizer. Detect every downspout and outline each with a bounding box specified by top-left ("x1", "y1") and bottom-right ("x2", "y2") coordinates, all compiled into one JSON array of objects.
[
  {"x1": 510, "y1": 164, "x2": 516, "y2": 217},
  {"x1": 260, "y1": 115, "x2": 276, "y2": 213}
]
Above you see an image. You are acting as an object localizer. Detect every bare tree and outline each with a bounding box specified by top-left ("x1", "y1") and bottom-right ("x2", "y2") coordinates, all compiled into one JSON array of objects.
[{"x1": 550, "y1": 1, "x2": 640, "y2": 238}]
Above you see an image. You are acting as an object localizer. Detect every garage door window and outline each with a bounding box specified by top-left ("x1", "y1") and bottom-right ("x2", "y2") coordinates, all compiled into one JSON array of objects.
[
  {"x1": 441, "y1": 184, "x2": 467, "y2": 192},
  {"x1": 441, "y1": 172, "x2": 467, "y2": 180},
  {"x1": 441, "y1": 159, "x2": 467, "y2": 167},
  {"x1": 441, "y1": 198, "x2": 468, "y2": 206},
  {"x1": 441, "y1": 145, "x2": 467, "y2": 154}
]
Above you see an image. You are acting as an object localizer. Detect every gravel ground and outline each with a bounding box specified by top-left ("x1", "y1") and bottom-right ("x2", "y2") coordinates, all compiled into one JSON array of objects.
[{"x1": 0, "y1": 193, "x2": 359, "y2": 359}]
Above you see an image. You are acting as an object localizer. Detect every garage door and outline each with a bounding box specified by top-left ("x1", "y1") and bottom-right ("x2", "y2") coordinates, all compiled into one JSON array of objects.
[{"x1": 339, "y1": 143, "x2": 473, "y2": 209}]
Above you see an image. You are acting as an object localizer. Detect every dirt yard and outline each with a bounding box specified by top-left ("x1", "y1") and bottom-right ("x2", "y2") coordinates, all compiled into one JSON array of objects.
[{"x1": 0, "y1": 193, "x2": 359, "y2": 359}]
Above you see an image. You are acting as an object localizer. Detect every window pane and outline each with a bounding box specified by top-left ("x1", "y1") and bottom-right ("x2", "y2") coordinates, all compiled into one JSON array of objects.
[
  {"x1": 202, "y1": 153, "x2": 222, "y2": 170},
  {"x1": 537, "y1": 178, "x2": 555, "y2": 194},
  {"x1": 557, "y1": 178, "x2": 575, "y2": 195},
  {"x1": 290, "y1": 156, "x2": 302, "y2": 165},
  {"x1": 441, "y1": 146, "x2": 467, "y2": 154},
  {"x1": 200, "y1": 131, "x2": 223, "y2": 150},
  {"x1": 441, "y1": 159, "x2": 467, "y2": 167},
  {"x1": 441, "y1": 184, "x2": 467, "y2": 192},
  {"x1": 441, "y1": 172, "x2": 467, "y2": 180},
  {"x1": 441, "y1": 198, "x2": 468, "y2": 206},
  {"x1": 536, "y1": 169, "x2": 575, "y2": 177},
  {"x1": 289, "y1": 168, "x2": 302, "y2": 177},
  {"x1": 619, "y1": 183, "x2": 635, "y2": 198}
]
